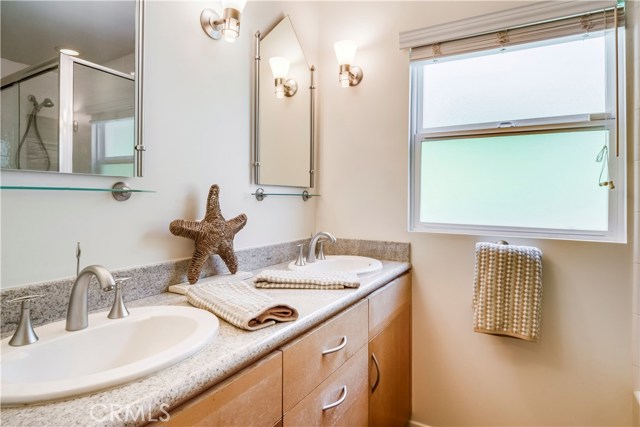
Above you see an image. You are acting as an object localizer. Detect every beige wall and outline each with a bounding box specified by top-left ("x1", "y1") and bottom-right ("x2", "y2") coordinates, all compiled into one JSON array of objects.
[{"x1": 315, "y1": 2, "x2": 634, "y2": 425}]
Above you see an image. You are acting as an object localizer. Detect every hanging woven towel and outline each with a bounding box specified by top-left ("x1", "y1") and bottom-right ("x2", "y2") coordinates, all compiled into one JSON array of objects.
[
  {"x1": 473, "y1": 242, "x2": 543, "y2": 341},
  {"x1": 186, "y1": 281, "x2": 298, "y2": 331}
]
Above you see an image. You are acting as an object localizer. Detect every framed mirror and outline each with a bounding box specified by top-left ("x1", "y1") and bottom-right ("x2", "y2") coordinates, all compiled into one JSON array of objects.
[
  {"x1": 254, "y1": 16, "x2": 315, "y2": 188},
  {"x1": 0, "y1": 0, "x2": 145, "y2": 177}
]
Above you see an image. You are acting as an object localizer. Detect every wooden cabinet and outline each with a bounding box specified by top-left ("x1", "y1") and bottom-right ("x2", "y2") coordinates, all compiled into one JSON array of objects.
[
  {"x1": 282, "y1": 300, "x2": 369, "y2": 427},
  {"x1": 281, "y1": 300, "x2": 368, "y2": 413},
  {"x1": 156, "y1": 352, "x2": 282, "y2": 427},
  {"x1": 367, "y1": 274, "x2": 412, "y2": 427},
  {"x1": 283, "y1": 346, "x2": 369, "y2": 427},
  {"x1": 154, "y1": 273, "x2": 411, "y2": 427}
]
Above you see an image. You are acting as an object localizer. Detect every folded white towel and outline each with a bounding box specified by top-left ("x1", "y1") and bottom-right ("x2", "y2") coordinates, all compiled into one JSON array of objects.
[
  {"x1": 254, "y1": 269, "x2": 360, "y2": 289},
  {"x1": 186, "y1": 281, "x2": 298, "y2": 331},
  {"x1": 473, "y1": 242, "x2": 543, "y2": 342}
]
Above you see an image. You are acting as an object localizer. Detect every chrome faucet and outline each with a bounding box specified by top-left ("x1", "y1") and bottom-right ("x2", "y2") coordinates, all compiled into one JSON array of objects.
[
  {"x1": 66, "y1": 265, "x2": 116, "y2": 331},
  {"x1": 306, "y1": 231, "x2": 336, "y2": 263}
]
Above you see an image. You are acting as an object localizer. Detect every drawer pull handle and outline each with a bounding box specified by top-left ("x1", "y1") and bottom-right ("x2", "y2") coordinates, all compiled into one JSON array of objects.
[
  {"x1": 322, "y1": 385, "x2": 348, "y2": 411},
  {"x1": 322, "y1": 336, "x2": 348, "y2": 355},
  {"x1": 371, "y1": 352, "x2": 381, "y2": 393}
]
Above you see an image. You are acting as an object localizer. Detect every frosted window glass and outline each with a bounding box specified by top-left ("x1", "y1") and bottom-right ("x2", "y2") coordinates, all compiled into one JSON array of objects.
[
  {"x1": 420, "y1": 130, "x2": 609, "y2": 231},
  {"x1": 99, "y1": 163, "x2": 134, "y2": 176},
  {"x1": 104, "y1": 118, "x2": 134, "y2": 158},
  {"x1": 421, "y1": 36, "x2": 606, "y2": 129}
]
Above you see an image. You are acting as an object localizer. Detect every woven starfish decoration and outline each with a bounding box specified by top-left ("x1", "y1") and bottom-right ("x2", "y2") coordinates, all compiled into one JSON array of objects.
[{"x1": 169, "y1": 184, "x2": 247, "y2": 284}]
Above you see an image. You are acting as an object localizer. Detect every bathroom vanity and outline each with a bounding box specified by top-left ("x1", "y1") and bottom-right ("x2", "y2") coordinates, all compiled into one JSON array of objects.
[
  {"x1": 155, "y1": 273, "x2": 411, "y2": 427},
  {"x1": 0, "y1": 255, "x2": 410, "y2": 427}
]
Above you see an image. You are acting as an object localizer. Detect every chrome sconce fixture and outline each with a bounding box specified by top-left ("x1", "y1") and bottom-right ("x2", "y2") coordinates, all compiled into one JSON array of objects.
[
  {"x1": 200, "y1": 0, "x2": 248, "y2": 43},
  {"x1": 334, "y1": 40, "x2": 363, "y2": 87},
  {"x1": 269, "y1": 57, "x2": 297, "y2": 98}
]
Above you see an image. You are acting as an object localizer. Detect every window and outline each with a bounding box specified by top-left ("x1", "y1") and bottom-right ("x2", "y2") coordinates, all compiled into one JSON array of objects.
[
  {"x1": 408, "y1": 5, "x2": 626, "y2": 242},
  {"x1": 92, "y1": 117, "x2": 135, "y2": 176}
]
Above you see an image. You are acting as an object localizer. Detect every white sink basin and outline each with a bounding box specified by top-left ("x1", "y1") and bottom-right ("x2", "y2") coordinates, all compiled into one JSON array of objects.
[
  {"x1": 1, "y1": 305, "x2": 219, "y2": 406},
  {"x1": 288, "y1": 255, "x2": 383, "y2": 275}
]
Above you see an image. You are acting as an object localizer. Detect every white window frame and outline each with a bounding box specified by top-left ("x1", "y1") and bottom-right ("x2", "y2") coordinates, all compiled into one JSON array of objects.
[{"x1": 409, "y1": 30, "x2": 627, "y2": 243}]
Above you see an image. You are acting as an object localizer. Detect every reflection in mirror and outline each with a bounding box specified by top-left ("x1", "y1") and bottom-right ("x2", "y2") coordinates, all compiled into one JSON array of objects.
[
  {"x1": 255, "y1": 16, "x2": 314, "y2": 188},
  {"x1": 0, "y1": 0, "x2": 143, "y2": 177},
  {"x1": 72, "y1": 61, "x2": 135, "y2": 176},
  {"x1": 1, "y1": 64, "x2": 60, "y2": 172}
]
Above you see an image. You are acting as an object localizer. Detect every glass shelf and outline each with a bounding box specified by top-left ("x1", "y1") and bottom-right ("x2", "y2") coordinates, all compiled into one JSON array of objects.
[
  {"x1": 1, "y1": 182, "x2": 155, "y2": 201},
  {"x1": 0, "y1": 186, "x2": 154, "y2": 193},
  {"x1": 251, "y1": 188, "x2": 319, "y2": 202}
]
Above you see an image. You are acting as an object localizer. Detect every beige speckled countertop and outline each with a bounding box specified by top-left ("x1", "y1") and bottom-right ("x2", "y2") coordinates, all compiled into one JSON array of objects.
[{"x1": 1, "y1": 261, "x2": 410, "y2": 427}]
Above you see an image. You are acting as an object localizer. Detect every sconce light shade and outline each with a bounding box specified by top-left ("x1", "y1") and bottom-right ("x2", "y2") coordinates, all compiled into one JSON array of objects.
[
  {"x1": 334, "y1": 40, "x2": 357, "y2": 65},
  {"x1": 200, "y1": 0, "x2": 247, "y2": 43},
  {"x1": 269, "y1": 57, "x2": 297, "y2": 98},
  {"x1": 223, "y1": 0, "x2": 247, "y2": 12},
  {"x1": 333, "y1": 40, "x2": 363, "y2": 87},
  {"x1": 269, "y1": 57, "x2": 290, "y2": 79}
]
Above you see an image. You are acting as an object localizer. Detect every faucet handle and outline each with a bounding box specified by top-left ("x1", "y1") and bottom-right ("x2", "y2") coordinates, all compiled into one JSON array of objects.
[
  {"x1": 295, "y1": 244, "x2": 306, "y2": 266},
  {"x1": 317, "y1": 240, "x2": 326, "y2": 260},
  {"x1": 8, "y1": 294, "x2": 44, "y2": 346},
  {"x1": 108, "y1": 278, "x2": 130, "y2": 320}
]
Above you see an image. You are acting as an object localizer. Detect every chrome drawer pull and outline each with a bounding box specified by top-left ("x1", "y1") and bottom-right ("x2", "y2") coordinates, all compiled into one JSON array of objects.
[
  {"x1": 322, "y1": 336, "x2": 348, "y2": 355},
  {"x1": 322, "y1": 385, "x2": 347, "y2": 411},
  {"x1": 371, "y1": 352, "x2": 381, "y2": 392}
]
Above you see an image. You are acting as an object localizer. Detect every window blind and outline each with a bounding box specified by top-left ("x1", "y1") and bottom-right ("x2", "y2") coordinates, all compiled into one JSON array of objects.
[{"x1": 408, "y1": 6, "x2": 624, "y2": 62}]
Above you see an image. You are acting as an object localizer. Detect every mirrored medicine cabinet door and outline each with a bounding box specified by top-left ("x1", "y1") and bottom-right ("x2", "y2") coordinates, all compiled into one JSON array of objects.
[
  {"x1": 0, "y1": 0, "x2": 145, "y2": 177},
  {"x1": 255, "y1": 16, "x2": 315, "y2": 188}
]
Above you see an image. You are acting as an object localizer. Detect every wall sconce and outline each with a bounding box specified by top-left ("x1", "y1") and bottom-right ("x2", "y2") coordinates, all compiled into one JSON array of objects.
[
  {"x1": 269, "y1": 57, "x2": 298, "y2": 98},
  {"x1": 334, "y1": 40, "x2": 363, "y2": 87},
  {"x1": 200, "y1": 0, "x2": 247, "y2": 43}
]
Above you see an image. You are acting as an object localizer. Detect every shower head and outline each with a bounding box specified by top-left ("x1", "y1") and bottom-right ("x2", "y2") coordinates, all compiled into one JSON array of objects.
[{"x1": 27, "y1": 95, "x2": 54, "y2": 112}]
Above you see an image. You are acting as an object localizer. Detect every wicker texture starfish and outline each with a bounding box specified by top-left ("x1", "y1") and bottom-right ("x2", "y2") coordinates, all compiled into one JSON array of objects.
[{"x1": 169, "y1": 184, "x2": 247, "y2": 284}]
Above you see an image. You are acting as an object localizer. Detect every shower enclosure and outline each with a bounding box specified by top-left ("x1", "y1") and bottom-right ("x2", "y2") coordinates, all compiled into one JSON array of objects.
[
  {"x1": 1, "y1": 60, "x2": 59, "y2": 171},
  {"x1": 0, "y1": 54, "x2": 135, "y2": 175}
]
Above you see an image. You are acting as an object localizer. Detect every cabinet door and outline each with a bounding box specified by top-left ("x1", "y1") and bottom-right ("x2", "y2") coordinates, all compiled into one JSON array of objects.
[
  {"x1": 157, "y1": 352, "x2": 282, "y2": 427},
  {"x1": 368, "y1": 275, "x2": 411, "y2": 427}
]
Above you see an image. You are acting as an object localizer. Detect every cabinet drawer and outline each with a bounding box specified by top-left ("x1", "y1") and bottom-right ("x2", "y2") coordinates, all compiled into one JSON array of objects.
[
  {"x1": 282, "y1": 300, "x2": 368, "y2": 412},
  {"x1": 368, "y1": 273, "x2": 411, "y2": 340},
  {"x1": 283, "y1": 345, "x2": 368, "y2": 427},
  {"x1": 158, "y1": 352, "x2": 282, "y2": 427}
]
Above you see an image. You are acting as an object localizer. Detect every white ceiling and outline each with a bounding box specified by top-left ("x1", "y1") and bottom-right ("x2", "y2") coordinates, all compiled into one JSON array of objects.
[{"x1": 1, "y1": 1, "x2": 135, "y2": 67}]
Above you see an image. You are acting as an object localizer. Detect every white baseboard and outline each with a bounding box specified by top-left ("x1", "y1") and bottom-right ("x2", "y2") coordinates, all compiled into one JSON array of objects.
[{"x1": 409, "y1": 420, "x2": 432, "y2": 427}]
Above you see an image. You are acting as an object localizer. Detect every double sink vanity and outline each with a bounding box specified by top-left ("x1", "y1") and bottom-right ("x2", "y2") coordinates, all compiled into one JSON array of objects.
[{"x1": 0, "y1": 240, "x2": 411, "y2": 427}]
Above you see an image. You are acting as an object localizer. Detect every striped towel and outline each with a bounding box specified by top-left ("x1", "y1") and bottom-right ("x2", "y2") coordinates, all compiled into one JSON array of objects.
[
  {"x1": 168, "y1": 271, "x2": 253, "y2": 295},
  {"x1": 473, "y1": 242, "x2": 543, "y2": 342},
  {"x1": 186, "y1": 281, "x2": 298, "y2": 331},
  {"x1": 254, "y1": 270, "x2": 360, "y2": 290}
]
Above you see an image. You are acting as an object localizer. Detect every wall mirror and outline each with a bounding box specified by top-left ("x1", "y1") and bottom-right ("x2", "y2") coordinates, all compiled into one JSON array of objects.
[
  {"x1": 0, "y1": 0, "x2": 145, "y2": 177},
  {"x1": 255, "y1": 16, "x2": 315, "y2": 188}
]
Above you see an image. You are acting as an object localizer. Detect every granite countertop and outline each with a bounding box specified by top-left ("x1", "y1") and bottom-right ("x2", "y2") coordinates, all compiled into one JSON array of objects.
[{"x1": 1, "y1": 260, "x2": 411, "y2": 427}]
